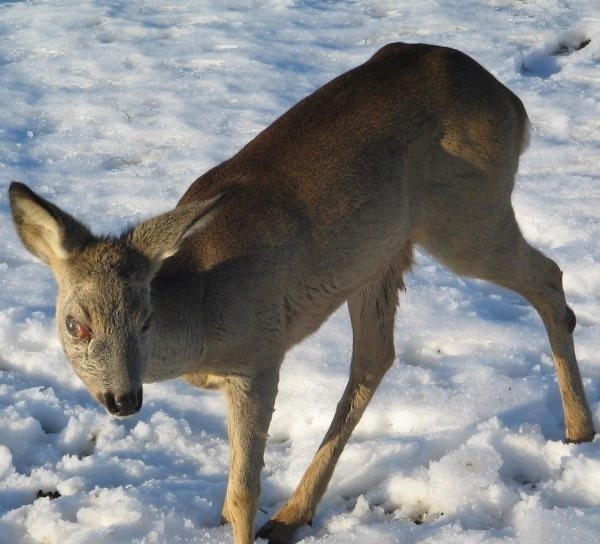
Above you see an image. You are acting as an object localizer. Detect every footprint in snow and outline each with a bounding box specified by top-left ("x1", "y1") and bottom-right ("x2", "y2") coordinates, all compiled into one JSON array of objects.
[{"x1": 520, "y1": 31, "x2": 591, "y2": 78}]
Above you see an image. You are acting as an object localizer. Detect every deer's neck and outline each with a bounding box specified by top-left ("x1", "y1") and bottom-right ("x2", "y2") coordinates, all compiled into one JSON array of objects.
[{"x1": 144, "y1": 272, "x2": 207, "y2": 383}]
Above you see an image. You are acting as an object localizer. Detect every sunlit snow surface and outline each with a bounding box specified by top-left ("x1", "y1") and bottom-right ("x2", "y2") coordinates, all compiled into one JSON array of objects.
[{"x1": 1, "y1": 1, "x2": 599, "y2": 543}]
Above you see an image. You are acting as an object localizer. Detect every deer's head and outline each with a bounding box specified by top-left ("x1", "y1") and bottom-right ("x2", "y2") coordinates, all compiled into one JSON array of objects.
[{"x1": 9, "y1": 182, "x2": 220, "y2": 417}]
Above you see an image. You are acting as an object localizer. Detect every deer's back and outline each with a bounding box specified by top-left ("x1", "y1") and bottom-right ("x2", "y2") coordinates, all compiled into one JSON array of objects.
[{"x1": 170, "y1": 43, "x2": 528, "y2": 305}]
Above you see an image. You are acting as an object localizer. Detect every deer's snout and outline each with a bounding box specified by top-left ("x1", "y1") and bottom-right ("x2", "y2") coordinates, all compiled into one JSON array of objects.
[{"x1": 102, "y1": 387, "x2": 143, "y2": 417}]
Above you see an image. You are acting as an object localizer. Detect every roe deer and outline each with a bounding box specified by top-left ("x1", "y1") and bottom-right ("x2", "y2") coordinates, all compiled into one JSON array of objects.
[{"x1": 9, "y1": 43, "x2": 595, "y2": 544}]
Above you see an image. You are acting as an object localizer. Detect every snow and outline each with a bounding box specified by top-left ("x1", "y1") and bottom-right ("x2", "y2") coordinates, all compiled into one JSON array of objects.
[{"x1": 1, "y1": 1, "x2": 599, "y2": 543}]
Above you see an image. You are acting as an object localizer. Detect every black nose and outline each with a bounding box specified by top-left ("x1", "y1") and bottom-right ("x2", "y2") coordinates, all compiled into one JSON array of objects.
[{"x1": 103, "y1": 388, "x2": 143, "y2": 417}]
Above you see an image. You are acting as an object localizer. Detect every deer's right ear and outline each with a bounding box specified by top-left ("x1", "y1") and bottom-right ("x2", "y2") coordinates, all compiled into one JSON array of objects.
[{"x1": 9, "y1": 182, "x2": 93, "y2": 266}]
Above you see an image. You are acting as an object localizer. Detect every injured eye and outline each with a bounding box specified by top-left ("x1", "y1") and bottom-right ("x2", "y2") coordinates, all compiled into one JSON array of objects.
[{"x1": 66, "y1": 315, "x2": 92, "y2": 341}]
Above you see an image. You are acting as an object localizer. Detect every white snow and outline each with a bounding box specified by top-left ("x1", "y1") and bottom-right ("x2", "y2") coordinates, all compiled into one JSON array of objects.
[{"x1": 1, "y1": 1, "x2": 599, "y2": 543}]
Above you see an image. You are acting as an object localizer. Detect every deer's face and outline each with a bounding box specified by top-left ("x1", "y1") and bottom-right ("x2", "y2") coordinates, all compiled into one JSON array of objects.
[
  {"x1": 55, "y1": 241, "x2": 154, "y2": 417},
  {"x1": 9, "y1": 182, "x2": 223, "y2": 418}
]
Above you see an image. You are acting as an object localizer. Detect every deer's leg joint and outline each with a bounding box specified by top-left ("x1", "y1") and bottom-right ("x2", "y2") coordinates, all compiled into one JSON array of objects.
[{"x1": 565, "y1": 305, "x2": 576, "y2": 334}]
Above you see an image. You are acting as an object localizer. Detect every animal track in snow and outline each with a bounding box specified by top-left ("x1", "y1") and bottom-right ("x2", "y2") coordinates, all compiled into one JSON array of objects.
[{"x1": 520, "y1": 31, "x2": 591, "y2": 78}]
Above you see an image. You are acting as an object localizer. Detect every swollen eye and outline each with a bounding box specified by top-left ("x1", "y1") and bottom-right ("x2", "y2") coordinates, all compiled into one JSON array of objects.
[{"x1": 66, "y1": 315, "x2": 92, "y2": 341}]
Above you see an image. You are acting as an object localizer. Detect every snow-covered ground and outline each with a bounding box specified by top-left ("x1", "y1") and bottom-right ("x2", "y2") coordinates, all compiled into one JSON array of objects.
[{"x1": 1, "y1": 1, "x2": 599, "y2": 542}]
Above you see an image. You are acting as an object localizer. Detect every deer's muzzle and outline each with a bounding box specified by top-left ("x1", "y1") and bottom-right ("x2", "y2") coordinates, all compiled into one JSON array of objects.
[{"x1": 102, "y1": 387, "x2": 143, "y2": 417}]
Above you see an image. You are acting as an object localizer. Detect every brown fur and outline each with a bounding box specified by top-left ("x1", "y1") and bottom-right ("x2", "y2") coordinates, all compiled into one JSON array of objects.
[{"x1": 9, "y1": 43, "x2": 595, "y2": 544}]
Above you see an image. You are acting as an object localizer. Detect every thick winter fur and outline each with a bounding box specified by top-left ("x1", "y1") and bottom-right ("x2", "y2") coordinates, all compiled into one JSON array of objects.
[{"x1": 9, "y1": 43, "x2": 595, "y2": 544}]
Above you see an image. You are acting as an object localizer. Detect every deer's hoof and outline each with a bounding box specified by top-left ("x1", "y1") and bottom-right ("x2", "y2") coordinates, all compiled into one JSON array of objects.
[{"x1": 256, "y1": 518, "x2": 302, "y2": 544}]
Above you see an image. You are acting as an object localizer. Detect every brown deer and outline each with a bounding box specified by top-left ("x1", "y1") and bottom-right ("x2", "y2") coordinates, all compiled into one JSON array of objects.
[{"x1": 9, "y1": 43, "x2": 595, "y2": 544}]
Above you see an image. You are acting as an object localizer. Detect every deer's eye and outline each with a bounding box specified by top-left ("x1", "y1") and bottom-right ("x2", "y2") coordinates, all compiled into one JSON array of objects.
[{"x1": 66, "y1": 315, "x2": 92, "y2": 341}]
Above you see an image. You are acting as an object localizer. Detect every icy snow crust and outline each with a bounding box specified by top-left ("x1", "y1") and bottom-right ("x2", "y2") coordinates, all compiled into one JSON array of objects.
[{"x1": 1, "y1": 1, "x2": 599, "y2": 543}]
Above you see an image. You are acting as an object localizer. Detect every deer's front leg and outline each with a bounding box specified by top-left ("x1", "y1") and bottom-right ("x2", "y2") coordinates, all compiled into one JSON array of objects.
[{"x1": 221, "y1": 370, "x2": 279, "y2": 544}]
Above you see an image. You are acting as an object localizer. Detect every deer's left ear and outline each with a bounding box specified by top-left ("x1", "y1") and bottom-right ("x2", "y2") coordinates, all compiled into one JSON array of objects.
[
  {"x1": 129, "y1": 194, "x2": 224, "y2": 267},
  {"x1": 9, "y1": 182, "x2": 94, "y2": 267}
]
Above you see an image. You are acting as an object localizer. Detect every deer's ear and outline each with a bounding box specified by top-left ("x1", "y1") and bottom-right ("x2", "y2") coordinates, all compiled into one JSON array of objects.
[
  {"x1": 129, "y1": 194, "x2": 224, "y2": 266},
  {"x1": 9, "y1": 182, "x2": 93, "y2": 266}
]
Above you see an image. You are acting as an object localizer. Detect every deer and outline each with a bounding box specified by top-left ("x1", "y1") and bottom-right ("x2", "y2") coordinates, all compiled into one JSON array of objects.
[{"x1": 9, "y1": 42, "x2": 596, "y2": 544}]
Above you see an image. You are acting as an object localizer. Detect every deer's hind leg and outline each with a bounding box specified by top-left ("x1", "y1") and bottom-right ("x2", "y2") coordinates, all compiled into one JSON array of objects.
[
  {"x1": 491, "y1": 239, "x2": 594, "y2": 442},
  {"x1": 257, "y1": 248, "x2": 411, "y2": 544},
  {"x1": 417, "y1": 202, "x2": 595, "y2": 443}
]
